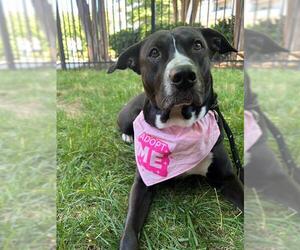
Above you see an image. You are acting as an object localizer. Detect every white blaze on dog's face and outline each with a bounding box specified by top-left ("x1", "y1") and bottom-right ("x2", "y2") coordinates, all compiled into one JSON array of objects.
[{"x1": 163, "y1": 37, "x2": 199, "y2": 97}]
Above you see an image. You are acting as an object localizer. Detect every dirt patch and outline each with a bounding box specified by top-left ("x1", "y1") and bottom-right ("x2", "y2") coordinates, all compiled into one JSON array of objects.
[
  {"x1": 57, "y1": 99, "x2": 83, "y2": 118},
  {"x1": 0, "y1": 100, "x2": 45, "y2": 119}
]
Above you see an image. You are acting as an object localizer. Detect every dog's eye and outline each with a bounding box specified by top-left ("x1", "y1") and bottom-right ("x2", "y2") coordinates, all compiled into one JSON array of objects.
[
  {"x1": 193, "y1": 40, "x2": 203, "y2": 50},
  {"x1": 149, "y1": 48, "x2": 160, "y2": 58}
]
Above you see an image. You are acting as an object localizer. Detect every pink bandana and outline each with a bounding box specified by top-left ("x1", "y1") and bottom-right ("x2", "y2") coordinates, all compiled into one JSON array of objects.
[
  {"x1": 244, "y1": 110, "x2": 262, "y2": 152},
  {"x1": 133, "y1": 110, "x2": 220, "y2": 186}
]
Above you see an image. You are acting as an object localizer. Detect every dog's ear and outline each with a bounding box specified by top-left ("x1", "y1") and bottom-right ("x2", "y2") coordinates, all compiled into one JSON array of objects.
[
  {"x1": 107, "y1": 41, "x2": 142, "y2": 74},
  {"x1": 245, "y1": 29, "x2": 289, "y2": 55},
  {"x1": 199, "y1": 28, "x2": 237, "y2": 56}
]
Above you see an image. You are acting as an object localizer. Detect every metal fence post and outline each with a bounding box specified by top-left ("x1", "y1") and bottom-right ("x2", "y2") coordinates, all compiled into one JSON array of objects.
[
  {"x1": 151, "y1": 0, "x2": 156, "y2": 33},
  {"x1": 57, "y1": 2, "x2": 66, "y2": 70},
  {"x1": 0, "y1": 0, "x2": 15, "y2": 69}
]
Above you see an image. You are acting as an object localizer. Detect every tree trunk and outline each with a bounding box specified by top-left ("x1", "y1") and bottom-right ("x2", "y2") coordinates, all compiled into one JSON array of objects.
[
  {"x1": 172, "y1": 0, "x2": 178, "y2": 23},
  {"x1": 56, "y1": 2, "x2": 66, "y2": 69},
  {"x1": 180, "y1": 0, "x2": 191, "y2": 24},
  {"x1": 98, "y1": 0, "x2": 109, "y2": 61},
  {"x1": 284, "y1": 0, "x2": 300, "y2": 51},
  {"x1": 76, "y1": 0, "x2": 97, "y2": 62},
  {"x1": 189, "y1": 0, "x2": 200, "y2": 25},
  {"x1": 31, "y1": 0, "x2": 56, "y2": 62},
  {"x1": 0, "y1": 0, "x2": 15, "y2": 69},
  {"x1": 91, "y1": 0, "x2": 100, "y2": 61},
  {"x1": 234, "y1": 0, "x2": 243, "y2": 51}
]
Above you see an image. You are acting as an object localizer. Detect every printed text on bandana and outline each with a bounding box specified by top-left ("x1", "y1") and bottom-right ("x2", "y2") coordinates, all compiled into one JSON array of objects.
[{"x1": 137, "y1": 132, "x2": 170, "y2": 176}]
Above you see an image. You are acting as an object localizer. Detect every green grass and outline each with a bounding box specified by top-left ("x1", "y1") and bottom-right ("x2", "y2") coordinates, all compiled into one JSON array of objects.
[
  {"x1": 57, "y1": 68, "x2": 244, "y2": 249},
  {"x1": 245, "y1": 68, "x2": 300, "y2": 249},
  {"x1": 0, "y1": 69, "x2": 56, "y2": 249},
  {"x1": 249, "y1": 68, "x2": 300, "y2": 163}
]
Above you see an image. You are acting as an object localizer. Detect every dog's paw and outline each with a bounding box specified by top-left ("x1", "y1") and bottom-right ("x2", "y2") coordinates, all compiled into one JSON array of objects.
[{"x1": 122, "y1": 133, "x2": 133, "y2": 143}]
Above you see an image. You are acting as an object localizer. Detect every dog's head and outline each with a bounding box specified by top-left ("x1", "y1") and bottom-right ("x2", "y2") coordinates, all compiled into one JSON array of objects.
[
  {"x1": 108, "y1": 27, "x2": 237, "y2": 111},
  {"x1": 244, "y1": 29, "x2": 289, "y2": 108}
]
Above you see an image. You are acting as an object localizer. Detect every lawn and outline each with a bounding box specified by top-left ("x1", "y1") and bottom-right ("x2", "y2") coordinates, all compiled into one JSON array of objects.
[
  {"x1": 0, "y1": 69, "x2": 56, "y2": 249},
  {"x1": 245, "y1": 68, "x2": 300, "y2": 249},
  {"x1": 57, "y1": 68, "x2": 244, "y2": 249}
]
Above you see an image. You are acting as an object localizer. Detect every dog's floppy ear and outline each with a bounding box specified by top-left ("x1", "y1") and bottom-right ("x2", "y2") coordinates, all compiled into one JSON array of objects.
[
  {"x1": 107, "y1": 41, "x2": 142, "y2": 74},
  {"x1": 200, "y1": 28, "x2": 237, "y2": 56},
  {"x1": 245, "y1": 29, "x2": 289, "y2": 55}
]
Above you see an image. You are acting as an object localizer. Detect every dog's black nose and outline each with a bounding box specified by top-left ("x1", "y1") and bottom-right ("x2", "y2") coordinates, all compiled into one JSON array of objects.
[{"x1": 169, "y1": 66, "x2": 197, "y2": 90}]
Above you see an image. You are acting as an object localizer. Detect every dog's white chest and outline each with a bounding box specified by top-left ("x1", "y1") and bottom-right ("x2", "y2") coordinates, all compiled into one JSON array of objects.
[{"x1": 155, "y1": 106, "x2": 207, "y2": 129}]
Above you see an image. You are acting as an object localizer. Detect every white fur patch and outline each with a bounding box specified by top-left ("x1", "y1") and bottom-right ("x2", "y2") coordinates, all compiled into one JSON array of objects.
[
  {"x1": 198, "y1": 106, "x2": 207, "y2": 119},
  {"x1": 155, "y1": 106, "x2": 206, "y2": 129},
  {"x1": 244, "y1": 152, "x2": 251, "y2": 165},
  {"x1": 122, "y1": 134, "x2": 133, "y2": 143},
  {"x1": 155, "y1": 111, "x2": 196, "y2": 129},
  {"x1": 184, "y1": 153, "x2": 213, "y2": 176},
  {"x1": 163, "y1": 37, "x2": 197, "y2": 95}
]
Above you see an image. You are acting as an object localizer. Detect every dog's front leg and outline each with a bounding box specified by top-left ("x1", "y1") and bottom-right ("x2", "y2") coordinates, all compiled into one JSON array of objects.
[
  {"x1": 207, "y1": 167, "x2": 244, "y2": 211},
  {"x1": 120, "y1": 171, "x2": 155, "y2": 250},
  {"x1": 207, "y1": 144, "x2": 244, "y2": 211},
  {"x1": 218, "y1": 174, "x2": 244, "y2": 211},
  {"x1": 246, "y1": 143, "x2": 300, "y2": 212}
]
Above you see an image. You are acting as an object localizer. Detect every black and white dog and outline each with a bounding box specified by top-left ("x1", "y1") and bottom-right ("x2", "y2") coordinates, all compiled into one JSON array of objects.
[
  {"x1": 108, "y1": 27, "x2": 243, "y2": 250},
  {"x1": 244, "y1": 29, "x2": 300, "y2": 211}
]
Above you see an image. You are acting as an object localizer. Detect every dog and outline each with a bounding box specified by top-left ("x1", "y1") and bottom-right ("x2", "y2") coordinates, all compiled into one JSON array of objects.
[
  {"x1": 108, "y1": 27, "x2": 244, "y2": 250},
  {"x1": 244, "y1": 29, "x2": 300, "y2": 211}
]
